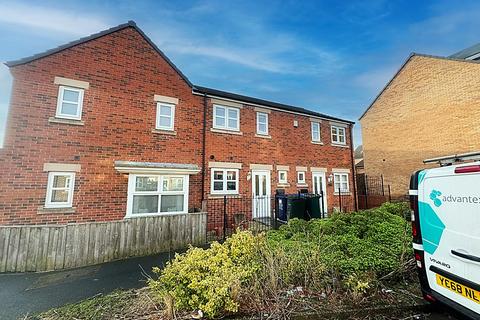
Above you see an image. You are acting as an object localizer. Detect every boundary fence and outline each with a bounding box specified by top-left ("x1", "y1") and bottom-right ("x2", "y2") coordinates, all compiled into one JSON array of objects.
[{"x1": 0, "y1": 213, "x2": 206, "y2": 273}]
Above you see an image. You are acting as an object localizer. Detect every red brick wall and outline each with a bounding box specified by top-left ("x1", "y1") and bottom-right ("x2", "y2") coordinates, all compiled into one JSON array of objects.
[
  {"x1": 0, "y1": 27, "x2": 204, "y2": 225},
  {"x1": 204, "y1": 99, "x2": 355, "y2": 212},
  {"x1": 0, "y1": 25, "x2": 355, "y2": 226}
]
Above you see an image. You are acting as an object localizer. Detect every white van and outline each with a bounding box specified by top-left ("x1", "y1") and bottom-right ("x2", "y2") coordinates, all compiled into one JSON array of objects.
[{"x1": 410, "y1": 152, "x2": 480, "y2": 319}]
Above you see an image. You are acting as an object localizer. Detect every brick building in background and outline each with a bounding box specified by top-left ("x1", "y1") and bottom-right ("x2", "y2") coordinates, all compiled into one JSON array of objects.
[
  {"x1": 0, "y1": 21, "x2": 355, "y2": 226},
  {"x1": 360, "y1": 45, "x2": 480, "y2": 197}
]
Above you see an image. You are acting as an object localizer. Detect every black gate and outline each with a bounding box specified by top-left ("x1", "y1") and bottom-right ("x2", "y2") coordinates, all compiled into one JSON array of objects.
[
  {"x1": 356, "y1": 174, "x2": 391, "y2": 209},
  {"x1": 205, "y1": 192, "x2": 326, "y2": 242}
]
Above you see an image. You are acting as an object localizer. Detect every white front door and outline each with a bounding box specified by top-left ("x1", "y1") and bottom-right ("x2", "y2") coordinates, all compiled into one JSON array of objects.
[
  {"x1": 252, "y1": 170, "x2": 271, "y2": 219},
  {"x1": 312, "y1": 172, "x2": 327, "y2": 214}
]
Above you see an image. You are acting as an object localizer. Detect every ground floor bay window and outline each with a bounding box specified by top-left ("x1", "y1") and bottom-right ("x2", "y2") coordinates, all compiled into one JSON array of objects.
[{"x1": 126, "y1": 174, "x2": 189, "y2": 217}]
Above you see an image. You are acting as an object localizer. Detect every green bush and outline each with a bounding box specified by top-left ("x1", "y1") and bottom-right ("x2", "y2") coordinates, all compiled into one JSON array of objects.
[
  {"x1": 150, "y1": 203, "x2": 413, "y2": 318},
  {"x1": 266, "y1": 203, "x2": 412, "y2": 277},
  {"x1": 148, "y1": 231, "x2": 263, "y2": 318},
  {"x1": 379, "y1": 201, "x2": 410, "y2": 219}
]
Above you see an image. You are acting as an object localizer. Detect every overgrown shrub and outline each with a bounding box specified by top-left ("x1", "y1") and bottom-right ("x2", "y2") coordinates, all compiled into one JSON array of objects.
[
  {"x1": 150, "y1": 203, "x2": 413, "y2": 318},
  {"x1": 149, "y1": 231, "x2": 263, "y2": 318},
  {"x1": 268, "y1": 203, "x2": 412, "y2": 278}
]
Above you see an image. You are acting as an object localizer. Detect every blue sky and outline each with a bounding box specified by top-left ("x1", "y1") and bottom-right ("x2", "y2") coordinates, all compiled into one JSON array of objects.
[{"x1": 1, "y1": 0, "x2": 480, "y2": 147}]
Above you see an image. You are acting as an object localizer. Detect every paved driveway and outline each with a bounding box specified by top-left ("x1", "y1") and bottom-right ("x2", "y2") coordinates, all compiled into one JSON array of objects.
[{"x1": 0, "y1": 251, "x2": 177, "y2": 320}]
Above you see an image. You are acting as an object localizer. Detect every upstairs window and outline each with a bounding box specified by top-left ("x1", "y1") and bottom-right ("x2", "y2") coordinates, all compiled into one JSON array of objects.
[
  {"x1": 256, "y1": 112, "x2": 268, "y2": 135},
  {"x1": 311, "y1": 122, "x2": 321, "y2": 142},
  {"x1": 56, "y1": 86, "x2": 84, "y2": 120},
  {"x1": 45, "y1": 172, "x2": 75, "y2": 208},
  {"x1": 213, "y1": 105, "x2": 240, "y2": 131},
  {"x1": 331, "y1": 125, "x2": 346, "y2": 145},
  {"x1": 211, "y1": 168, "x2": 239, "y2": 194},
  {"x1": 334, "y1": 173, "x2": 349, "y2": 192},
  {"x1": 156, "y1": 102, "x2": 175, "y2": 131}
]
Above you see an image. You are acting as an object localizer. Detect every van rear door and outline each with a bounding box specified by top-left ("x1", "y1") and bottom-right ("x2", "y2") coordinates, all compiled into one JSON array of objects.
[{"x1": 419, "y1": 164, "x2": 480, "y2": 314}]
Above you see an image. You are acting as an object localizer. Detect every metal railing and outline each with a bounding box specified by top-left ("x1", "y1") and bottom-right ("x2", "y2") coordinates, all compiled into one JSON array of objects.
[{"x1": 205, "y1": 192, "x2": 328, "y2": 242}]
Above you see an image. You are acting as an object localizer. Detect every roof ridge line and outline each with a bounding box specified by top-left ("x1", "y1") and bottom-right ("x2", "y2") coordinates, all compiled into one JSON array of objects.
[
  {"x1": 358, "y1": 52, "x2": 480, "y2": 121},
  {"x1": 194, "y1": 85, "x2": 355, "y2": 124}
]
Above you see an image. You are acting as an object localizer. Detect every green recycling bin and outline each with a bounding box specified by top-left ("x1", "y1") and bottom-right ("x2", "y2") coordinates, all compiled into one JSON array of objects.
[
  {"x1": 287, "y1": 196, "x2": 306, "y2": 219},
  {"x1": 305, "y1": 195, "x2": 321, "y2": 219}
]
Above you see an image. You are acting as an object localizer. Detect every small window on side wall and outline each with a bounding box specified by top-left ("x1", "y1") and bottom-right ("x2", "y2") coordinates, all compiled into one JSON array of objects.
[
  {"x1": 297, "y1": 171, "x2": 306, "y2": 184},
  {"x1": 45, "y1": 172, "x2": 75, "y2": 208},
  {"x1": 56, "y1": 86, "x2": 84, "y2": 120},
  {"x1": 278, "y1": 170, "x2": 288, "y2": 184},
  {"x1": 156, "y1": 102, "x2": 175, "y2": 131}
]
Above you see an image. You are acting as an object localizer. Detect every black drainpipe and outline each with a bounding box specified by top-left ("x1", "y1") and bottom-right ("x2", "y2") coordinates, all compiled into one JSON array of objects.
[
  {"x1": 201, "y1": 93, "x2": 208, "y2": 204},
  {"x1": 349, "y1": 124, "x2": 358, "y2": 211}
]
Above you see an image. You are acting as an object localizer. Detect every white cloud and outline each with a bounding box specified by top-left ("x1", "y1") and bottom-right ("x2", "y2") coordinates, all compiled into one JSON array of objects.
[
  {"x1": 0, "y1": 2, "x2": 110, "y2": 36},
  {"x1": 162, "y1": 43, "x2": 287, "y2": 73},
  {"x1": 155, "y1": 31, "x2": 343, "y2": 75}
]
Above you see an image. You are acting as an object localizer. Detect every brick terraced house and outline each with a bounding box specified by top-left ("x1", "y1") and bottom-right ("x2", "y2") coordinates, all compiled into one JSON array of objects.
[
  {"x1": 0, "y1": 21, "x2": 356, "y2": 226},
  {"x1": 360, "y1": 44, "x2": 480, "y2": 198}
]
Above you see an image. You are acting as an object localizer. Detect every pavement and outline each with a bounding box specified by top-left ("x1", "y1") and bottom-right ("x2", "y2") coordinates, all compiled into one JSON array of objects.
[{"x1": 0, "y1": 250, "x2": 179, "y2": 320}]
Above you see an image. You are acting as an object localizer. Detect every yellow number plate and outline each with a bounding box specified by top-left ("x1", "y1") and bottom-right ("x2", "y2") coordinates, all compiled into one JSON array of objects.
[{"x1": 436, "y1": 274, "x2": 480, "y2": 304}]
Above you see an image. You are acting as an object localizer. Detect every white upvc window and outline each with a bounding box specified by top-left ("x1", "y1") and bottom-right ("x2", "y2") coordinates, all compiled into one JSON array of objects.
[
  {"x1": 311, "y1": 122, "x2": 321, "y2": 142},
  {"x1": 156, "y1": 102, "x2": 175, "y2": 131},
  {"x1": 278, "y1": 170, "x2": 288, "y2": 184},
  {"x1": 331, "y1": 125, "x2": 346, "y2": 145},
  {"x1": 256, "y1": 112, "x2": 268, "y2": 135},
  {"x1": 211, "y1": 168, "x2": 239, "y2": 194},
  {"x1": 213, "y1": 105, "x2": 240, "y2": 131},
  {"x1": 297, "y1": 171, "x2": 306, "y2": 184},
  {"x1": 45, "y1": 172, "x2": 75, "y2": 208},
  {"x1": 56, "y1": 86, "x2": 84, "y2": 120},
  {"x1": 126, "y1": 174, "x2": 189, "y2": 217},
  {"x1": 334, "y1": 173, "x2": 349, "y2": 192}
]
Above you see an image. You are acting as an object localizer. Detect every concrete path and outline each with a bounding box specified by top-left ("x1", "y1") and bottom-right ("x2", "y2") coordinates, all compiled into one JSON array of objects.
[{"x1": 0, "y1": 251, "x2": 178, "y2": 320}]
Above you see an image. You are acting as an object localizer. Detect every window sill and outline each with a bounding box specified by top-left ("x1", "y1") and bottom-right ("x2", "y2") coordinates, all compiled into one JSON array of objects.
[
  {"x1": 48, "y1": 117, "x2": 84, "y2": 126},
  {"x1": 210, "y1": 128, "x2": 243, "y2": 135},
  {"x1": 208, "y1": 194, "x2": 241, "y2": 199},
  {"x1": 124, "y1": 212, "x2": 189, "y2": 218},
  {"x1": 296, "y1": 183, "x2": 308, "y2": 188},
  {"x1": 331, "y1": 143, "x2": 349, "y2": 148},
  {"x1": 255, "y1": 134, "x2": 271, "y2": 139},
  {"x1": 37, "y1": 206, "x2": 76, "y2": 215},
  {"x1": 311, "y1": 141, "x2": 324, "y2": 145},
  {"x1": 277, "y1": 183, "x2": 290, "y2": 188},
  {"x1": 152, "y1": 129, "x2": 177, "y2": 136},
  {"x1": 334, "y1": 192, "x2": 351, "y2": 195}
]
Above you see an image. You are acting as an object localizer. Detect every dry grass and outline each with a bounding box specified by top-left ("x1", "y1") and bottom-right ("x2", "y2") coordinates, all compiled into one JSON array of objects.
[{"x1": 27, "y1": 288, "x2": 163, "y2": 320}]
